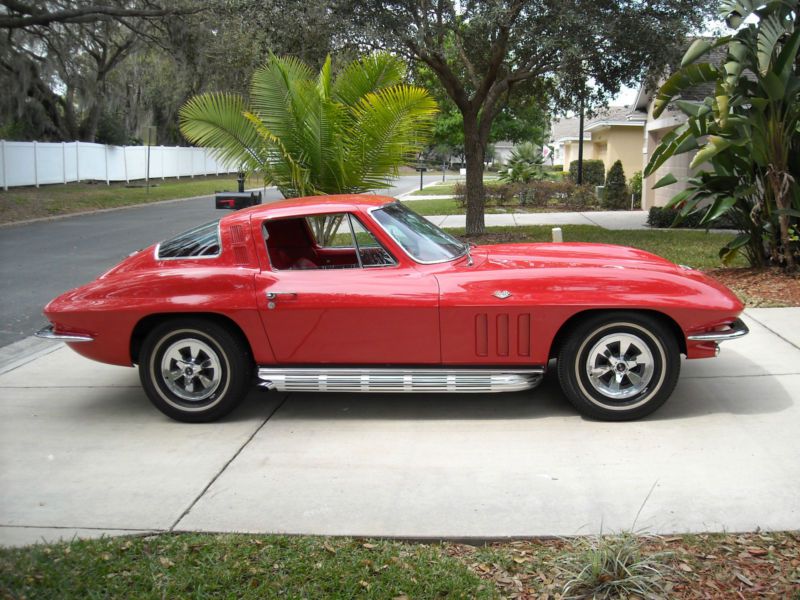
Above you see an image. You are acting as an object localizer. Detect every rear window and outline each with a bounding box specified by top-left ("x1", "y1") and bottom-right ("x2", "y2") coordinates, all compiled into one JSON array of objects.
[{"x1": 157, "y1": 221, "x2": 221, "y2": 259}]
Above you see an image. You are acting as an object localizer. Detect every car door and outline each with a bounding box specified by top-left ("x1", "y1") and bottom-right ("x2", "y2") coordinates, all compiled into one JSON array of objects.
[{"x1": 253, "y1": 211, "x2": 441, "y2": 364}]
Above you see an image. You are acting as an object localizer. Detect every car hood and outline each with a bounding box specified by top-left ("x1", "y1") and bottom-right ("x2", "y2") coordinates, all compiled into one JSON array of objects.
[{"x1": 474, "y1": 242, "x2": 681, "y2": 274}]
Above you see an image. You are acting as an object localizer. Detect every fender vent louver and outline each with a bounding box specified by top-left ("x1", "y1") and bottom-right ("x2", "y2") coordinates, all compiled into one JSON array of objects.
[
  {"x1": 230, "y1": 224, "x2": 246, "y2": 244},
  {"x1": 233, "y1": 245, "x2": 249, "y2": 265}
]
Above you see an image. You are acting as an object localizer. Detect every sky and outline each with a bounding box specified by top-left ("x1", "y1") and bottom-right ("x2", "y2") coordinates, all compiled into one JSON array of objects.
[{"x1": 611, "y1": 84, "x2": 639, "y2": 107}]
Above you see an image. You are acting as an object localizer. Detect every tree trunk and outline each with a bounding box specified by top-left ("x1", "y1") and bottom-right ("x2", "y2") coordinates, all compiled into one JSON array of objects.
[
  {"x1": 463, "y1": 118, "x2": 486, "y2": 236},
  {"x1": 767, "y1": 168, "x2": 797, "y2": 271}
]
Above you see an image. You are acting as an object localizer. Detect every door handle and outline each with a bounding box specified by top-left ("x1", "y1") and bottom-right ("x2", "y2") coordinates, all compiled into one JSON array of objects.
[{"x1": 266, "y1": 292, "x2": 297, "y2": 300}]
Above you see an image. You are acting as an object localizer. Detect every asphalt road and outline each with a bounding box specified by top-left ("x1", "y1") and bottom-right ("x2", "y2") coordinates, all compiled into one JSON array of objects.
[{"x1": 0, "y1": 174, "x2": 441, "y2": 348}]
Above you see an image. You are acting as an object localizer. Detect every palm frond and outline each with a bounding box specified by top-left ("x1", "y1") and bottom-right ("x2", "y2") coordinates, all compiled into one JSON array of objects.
[
  {"x1": 347, "y1": 85, "x2": 438, "y2": 191},
  {"x1": 178, "y1": 92, "x2": 263, "y2": 173},
  {"x1": 332, "y1": 52, "x2": 406, "y2": 107},
  {"x1": 242, "y1": 111, "x2": 315, "y2": 197}
]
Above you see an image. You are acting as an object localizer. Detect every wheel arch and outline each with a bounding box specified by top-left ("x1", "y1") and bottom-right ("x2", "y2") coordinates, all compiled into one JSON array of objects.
[
  {"x1": 548, "y1": 308, "x2": 687, "y2": 361},
  {"x1": 130, "y1": 313, "x2": 253, "y2": 365}
]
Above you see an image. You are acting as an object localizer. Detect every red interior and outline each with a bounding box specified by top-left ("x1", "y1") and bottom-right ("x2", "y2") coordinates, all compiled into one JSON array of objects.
[{"x1": 264, "y1": 218, "x2": 359, "y2": 270}]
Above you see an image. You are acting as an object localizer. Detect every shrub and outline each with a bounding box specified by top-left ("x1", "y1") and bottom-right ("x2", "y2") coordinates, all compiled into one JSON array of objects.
[
  {"x1": 568, "y1": 159, "x2": 605, "y2": 186},
  {"x1": 486, "y1": 183, "x2": 517, "y2": 206},
  {"x1": 629, "y1": 171, "x2": 642, "y2": 204},
  {"x1": 602, "y1": 160, "x2": 628, "y2": 210},
  {"x1": 560, "y1": 533, "x2": 675, "y2": 599},
  {"x1": 498, "y1": 142, "x2": 546, "y2": 183},
  {"x1": 452, "y1": 180, "x2": 599, "y2": 211},
  {"x1": 525, "y1": 180, "x2": 570, "y2": 207},
  {"x1": 453, "y1": 182, "x2": 467, "y2": 208},
  {"x1": 566, "y1": 185, "x2": 599, "y2": 211},
  {"x1": 647, "y1": 207, "x2": 736, "y2": 229}
]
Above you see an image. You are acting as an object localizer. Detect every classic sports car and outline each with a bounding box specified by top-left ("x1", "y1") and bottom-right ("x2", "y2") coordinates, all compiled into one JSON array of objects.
[{"x1": 38, "y1": 195, "x2": 748, "y2": 422}]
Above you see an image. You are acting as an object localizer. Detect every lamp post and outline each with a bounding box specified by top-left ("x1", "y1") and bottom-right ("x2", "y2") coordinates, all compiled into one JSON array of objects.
[{"x1": 577, "y1": 92, "x2": 585, "y2": 186}]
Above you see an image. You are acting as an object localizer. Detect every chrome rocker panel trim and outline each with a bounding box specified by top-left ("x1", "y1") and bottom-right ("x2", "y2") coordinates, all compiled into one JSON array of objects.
[
  {"x1": 687, "y1": 318, "x2": 749, "y2": 342},
  {"x1": 35, "y1": 325, "x2": 94, "y2": 343},
  {"x1": 257, "y1": 367, "x2": 545, "y2": 393}
]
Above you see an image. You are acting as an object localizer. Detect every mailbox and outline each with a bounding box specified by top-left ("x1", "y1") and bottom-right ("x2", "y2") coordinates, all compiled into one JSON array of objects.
[
  {"x1": 215, "y1": 191, "x2": 262, "y2": 210},
  {"x1": 215, "y1": 171, "x2": 262, "y2": 210}
]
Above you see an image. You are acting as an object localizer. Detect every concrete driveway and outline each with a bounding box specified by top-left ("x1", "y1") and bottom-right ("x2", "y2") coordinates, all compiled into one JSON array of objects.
[{"x1": 1, "y1": 309, "x2": 798, "y2": 547}]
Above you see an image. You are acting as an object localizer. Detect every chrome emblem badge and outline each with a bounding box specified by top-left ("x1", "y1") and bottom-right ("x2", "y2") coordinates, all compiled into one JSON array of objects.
[{"x1": 493, "y1": 290, "x2": 512, "y2": 299}]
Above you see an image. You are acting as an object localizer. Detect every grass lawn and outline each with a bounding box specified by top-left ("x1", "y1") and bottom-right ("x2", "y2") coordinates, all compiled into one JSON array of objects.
[
  {"x1": 407, "y1": 177, "x2": 501, "y2": 197},
  {"x1": 402, "y1": 198, "x2": 464, "y2": 214},
  {"x1": 408, "y1": 182, "x2": 460, "y2": 196},
  {"x1": 2, "y1": 531, "x2": 797, "y2": 599},
  {"x1": 444, "y1": 225, "x2": 746, "y2": 270},
  {"x1": 0, "y1": 175, "x2": 262, "y2": 224}
]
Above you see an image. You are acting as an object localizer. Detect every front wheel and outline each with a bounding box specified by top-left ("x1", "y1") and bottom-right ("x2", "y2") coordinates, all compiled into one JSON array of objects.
[
  {"x1": 139, "y1": 319, "x2": 252, "y2": 422},
  {"x1": 557, "y1": 313, "x2": 680, "y2": 421}
]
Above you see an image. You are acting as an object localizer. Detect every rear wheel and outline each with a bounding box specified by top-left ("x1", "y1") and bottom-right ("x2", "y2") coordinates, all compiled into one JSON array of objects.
[
  {"x1": 139, "y1": 319, "x2": 252, "y2": 422},
  {"x1": 557, "y1": 313, "x2": 680, "y2": 421}
]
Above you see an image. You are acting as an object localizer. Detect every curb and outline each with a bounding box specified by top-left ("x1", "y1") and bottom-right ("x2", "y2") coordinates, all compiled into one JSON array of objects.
[{"x1": 0, "y1": 336, "x2": 63, "y2": 376}]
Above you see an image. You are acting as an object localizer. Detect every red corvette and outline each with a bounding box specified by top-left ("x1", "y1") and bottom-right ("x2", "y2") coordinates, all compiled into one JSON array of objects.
[{"x1": 38, "y1": 195, "x2": 748, "y2": 422}]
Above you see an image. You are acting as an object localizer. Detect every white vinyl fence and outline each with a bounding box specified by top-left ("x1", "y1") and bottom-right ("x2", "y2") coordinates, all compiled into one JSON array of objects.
[{"x1": 0, "y1": 140, "x2": 238, "y2": 190}]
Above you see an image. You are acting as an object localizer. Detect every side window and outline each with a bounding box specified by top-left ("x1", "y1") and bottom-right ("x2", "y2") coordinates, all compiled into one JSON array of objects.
[
  {"x1": 305, "y1": 214, "x2": 348, "y2": 248},
  {"x1": 349, "y1": 216, "x2": 396, "y2": 267},
  {"x1": 264, "y1": 213, "x2": 394, "y2": 270}
]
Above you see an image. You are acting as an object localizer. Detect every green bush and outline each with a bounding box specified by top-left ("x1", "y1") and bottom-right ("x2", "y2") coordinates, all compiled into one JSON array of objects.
[
  {"x1": 453, "y1": 182, "x2": 467, "y2": 208},
  {"x1": 602, "y1": 160, "x2": 628, "y2": 209},
  {"x1": 452, "y1": 180, "x2": 598, "y2": 211},
  {"x1": 629, "y1": 171, "x2": 642, "y2": 203},
  {"x1": 566, "y1": 185, "x2": 599, "y2": 211},
  {"x1": 486, "y1": 183, "x2": 517, "y2": 205},
  {"x1": 647, "y1": 207, "x2": 736, "y2": 229},
  {"x1": 568, "y1": 159, "x2": 605, "y2": 187}
]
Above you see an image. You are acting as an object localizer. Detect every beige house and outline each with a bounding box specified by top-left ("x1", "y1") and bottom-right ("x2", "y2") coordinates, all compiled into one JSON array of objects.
[
  {"x1": 550, "y1": 107, "x2": 646, "y2": 179},
  {"x1": 638, "y1": 44, "x2": 727, "y2": 209},
  {"x1": 636, "y1": 89, "x2": 690, "y2": 209}
]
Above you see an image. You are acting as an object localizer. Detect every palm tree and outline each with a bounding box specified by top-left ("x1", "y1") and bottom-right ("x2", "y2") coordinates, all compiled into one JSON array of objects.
[
  {"x1": 498, "y1": 142, "x2": 546, "y2": 184},
  {"x1": 179, "y1": 53, "x2": 438, "y2": 198}
]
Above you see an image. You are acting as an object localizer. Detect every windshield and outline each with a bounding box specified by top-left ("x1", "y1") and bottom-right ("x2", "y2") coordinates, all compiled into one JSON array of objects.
[
  {"x1": 157, "y1": 221, "x2": 220, "y2": 259},
  {"x1": 372, "y1": 202, "x2": 465, "y2": 263}
]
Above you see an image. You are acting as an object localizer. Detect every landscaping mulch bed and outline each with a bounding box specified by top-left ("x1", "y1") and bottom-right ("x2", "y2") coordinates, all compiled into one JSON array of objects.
[
  {"x1": 446, "y1": 531, "x2": 800, "y2": 599},
  {"x1": 707, "y1": 267, "x2": 800, "y2": 307}
]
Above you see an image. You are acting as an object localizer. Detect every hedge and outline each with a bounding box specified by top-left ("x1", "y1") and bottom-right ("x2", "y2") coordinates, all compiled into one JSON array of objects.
[{"x1": 568, "y1": 159, "x2": 605, "y2": 187}]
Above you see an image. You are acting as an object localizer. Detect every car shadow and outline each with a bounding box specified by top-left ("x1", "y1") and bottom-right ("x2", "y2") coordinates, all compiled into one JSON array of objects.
[
  {"x1": 261, "y1": 355, "x2": 794, "y2": 423},
  {"x1": 67, "y1": 352, "x2": 794, "y2": 424}
]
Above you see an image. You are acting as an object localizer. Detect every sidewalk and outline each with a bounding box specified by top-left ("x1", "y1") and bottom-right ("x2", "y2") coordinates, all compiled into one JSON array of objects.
[{"x1": 423, "y1": 210, "x2": 650, "y2": 230}]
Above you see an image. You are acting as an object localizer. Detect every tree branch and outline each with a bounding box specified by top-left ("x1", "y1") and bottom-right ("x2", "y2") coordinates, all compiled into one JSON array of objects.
[{"x1": 0, "y1": 2, "x2": 204, "y2": 29}]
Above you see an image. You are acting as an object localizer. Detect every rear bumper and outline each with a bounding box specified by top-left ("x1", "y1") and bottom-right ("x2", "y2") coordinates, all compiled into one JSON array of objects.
[
  {"x1": 35, "y1": 325, "x2": 94, "y2": 343},
  {"x1": 687, "y1": 318, "x2": 749, "y2": 342}
]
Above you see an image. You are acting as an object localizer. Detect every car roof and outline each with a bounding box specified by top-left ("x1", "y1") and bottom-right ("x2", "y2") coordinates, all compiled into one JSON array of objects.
[{"x1": 228, "y1": 194, "x2": 396, "y2": 222}]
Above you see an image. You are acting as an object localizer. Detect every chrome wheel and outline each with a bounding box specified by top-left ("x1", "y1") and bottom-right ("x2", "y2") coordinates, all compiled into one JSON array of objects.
[
  {"x1": 160, "y1": 338, "x2": 222, "y2": 402},
  {"x1": 584, "y1": 332, "x2": 655, "y2": 400}
]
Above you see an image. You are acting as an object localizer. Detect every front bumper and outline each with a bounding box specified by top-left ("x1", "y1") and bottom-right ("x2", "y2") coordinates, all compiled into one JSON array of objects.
[
  {"x1": 35, "y1": 324, "x2": 94, "y2": 343},
  {"x1": 687, "y1": 318, "x2": 749, "y2": 343}
]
